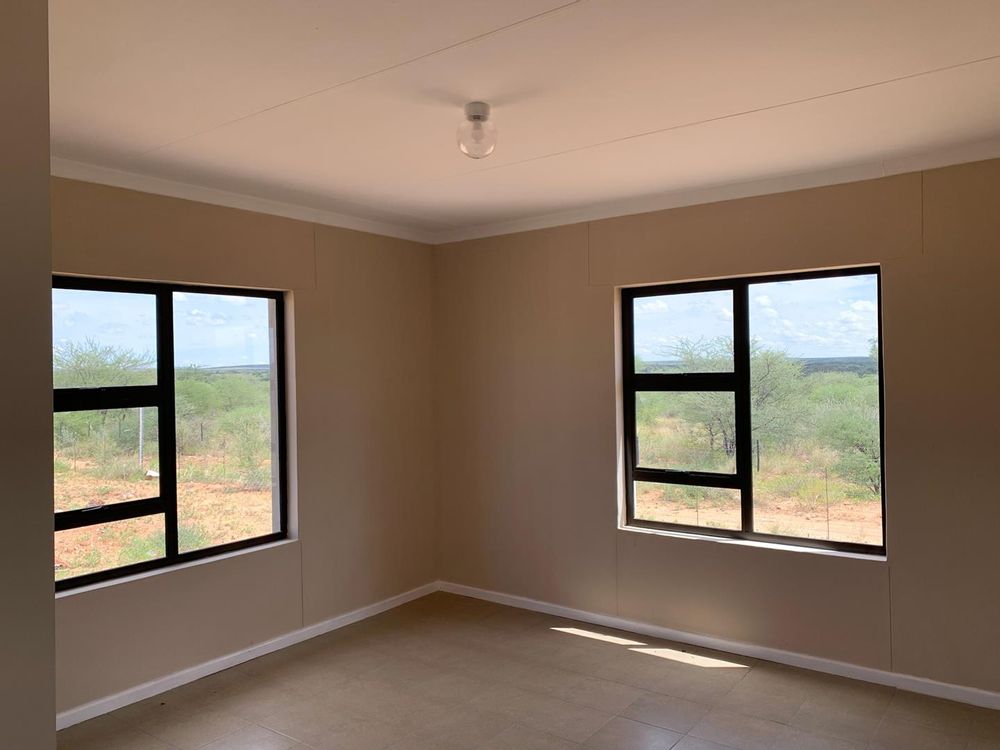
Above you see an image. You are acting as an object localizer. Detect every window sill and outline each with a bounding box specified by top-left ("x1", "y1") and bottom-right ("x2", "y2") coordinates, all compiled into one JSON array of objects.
[
  {"x1": 55, "y1": 538, "x2": 298, "y2": 599},
  {"x1": 618, "y1": 523, "x2": 886, "y2": 562}
]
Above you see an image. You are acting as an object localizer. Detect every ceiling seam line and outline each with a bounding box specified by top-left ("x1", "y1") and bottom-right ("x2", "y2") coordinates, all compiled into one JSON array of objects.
[
  {"x1": 139, "y1": 0, "x2": 584, "y2": 156},
  {"x1": 426, "y1": 50, "x2": 1000, "y2": 182}
]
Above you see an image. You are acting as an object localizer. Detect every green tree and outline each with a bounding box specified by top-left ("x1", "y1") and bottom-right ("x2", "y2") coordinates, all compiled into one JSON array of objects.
[
  {"x1": 52, "y1": 342, "x2": 157, "y2": 485},
  {"x1": 53, "y1": 339, "x2": 154, "y2": 387},
  {"x1": 814, "y1": 374, "x2": 881, "y2": 495},
  {"x1": 668, "y1": 338, "x2": 806, "y2": 456}
]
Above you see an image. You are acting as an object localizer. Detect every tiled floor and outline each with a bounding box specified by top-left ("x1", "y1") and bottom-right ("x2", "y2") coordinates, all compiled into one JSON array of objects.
[{"x1": 58, "y1": 592, "x2": 1000, "y2": 750}]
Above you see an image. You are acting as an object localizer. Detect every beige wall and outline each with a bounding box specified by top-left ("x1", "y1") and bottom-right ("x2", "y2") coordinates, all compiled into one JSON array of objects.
[
  {"x1": 435, "y1": 160, "x2": 1000, "y2": 691},
  {"x1": 50, "y1": 158, "x2": 1000, "y2": 714},
  {"x1": 0, "y1": 1, "x2": 56, "y2": 748},
  {"x1": 52, "y1": 180, "x2": 437, "y2": 712}
]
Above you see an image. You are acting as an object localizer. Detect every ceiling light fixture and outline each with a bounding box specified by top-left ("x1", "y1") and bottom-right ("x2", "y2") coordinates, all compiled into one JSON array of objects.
[{"x1": 457, "y1": 101, "x2": 497, "y2": 159}]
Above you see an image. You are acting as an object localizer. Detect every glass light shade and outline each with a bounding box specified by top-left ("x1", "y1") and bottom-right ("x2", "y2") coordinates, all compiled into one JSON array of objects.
[{"x1": 457, "y1": 118, "x2": 497, "y2": 159}]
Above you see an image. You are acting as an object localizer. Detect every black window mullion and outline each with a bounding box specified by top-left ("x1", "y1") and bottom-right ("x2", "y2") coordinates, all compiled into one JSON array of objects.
[
  {"x1": 631, "y1": 372, "x2": 736, "y2": 392},
  {"x1": 621, "y1": 289, "x2": 638, "y2": 525},
  {"x1": 733, "y1": 280, "x2": 754, "y2": 532},
  {"x1": 156, "y1": 290, "x2": 179, "y2": 559},
  {"x1": 633, "y1": 467, "x2": 741, "y2": 489},
  {"x1": 54, "y1": 385, "x2": 159, "y2": 412},
  {"x1": 55, "y1": 497, "x2": 164, "y2": 532}
]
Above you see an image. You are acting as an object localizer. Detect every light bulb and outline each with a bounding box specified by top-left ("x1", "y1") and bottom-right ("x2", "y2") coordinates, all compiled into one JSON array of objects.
[{"x1": 457, "y1": 101, "x2": 497, "y2": 159}]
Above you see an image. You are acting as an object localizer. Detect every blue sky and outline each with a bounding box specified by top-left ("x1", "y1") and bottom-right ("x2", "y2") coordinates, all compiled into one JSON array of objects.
[
  {"x1": 633, "y1": 274, "x2": 879, "y2": 361},
  {"x1": 52, "y1": 289, "x2": 273, "y2": 368}
]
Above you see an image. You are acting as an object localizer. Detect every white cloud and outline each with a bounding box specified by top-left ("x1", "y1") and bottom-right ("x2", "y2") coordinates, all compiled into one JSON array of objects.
[
  {"x1": 754, "y1": 295, "x2": 773, "y2": 307},
  {"x1": 186, "y1": 308, "x2": 228, "y2": 327},
  {"x1": 174, "y1": 292, "x2": 189, "y2": 302},
  {"x1": 851, "y1": 300, "x2": 877, "y2": 312},
  {"x1": 635, "y1": 298, "x2": 669, "y2": 314}
]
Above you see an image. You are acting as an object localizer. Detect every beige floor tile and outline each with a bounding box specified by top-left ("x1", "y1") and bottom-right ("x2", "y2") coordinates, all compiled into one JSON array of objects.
[
  {"x1": 970, "y1": 707, "x2": 1000, "y2": 741},
  {"x1": 869, "y1": 717, "x2": 969, "y2": 750},
  {"x1": 110, "y1": 691, "x2": 201, "y2": 728},
  {"x1": 256, "y1": 697, "x2": 343, "y2": 745},
  {"x1": 637, "y1": 664, "x2": 749, "y2": 704},
  {"x1": 484, "y1": 723, "x2": 583, "y2": 750},
  {"x1": 302, "y1": 713, "x2": 405, "y2": 750},
  {"x1": 622, "y1": 692, "x2": 711, "y2": 733},
  {"x1": 717, "y1": 678, "x2": 807, "y2": 723},
  {"x1": 671, "y1": 738, "x2": 734, "y2": 750},
  {"x1": 398, "y1": 704, "x2": 512, "y2": 743},
  {"x1": 583, "y1": 716, "x2": 682, "y2": 750},
  {"x1": 57, "y1": 714, "x2": 129, "y2": 746},
  {"x1": 884, "y1": 690, "x2": 977, "y2": 734},
  {"x1": 206, "y1": 675, "x2": 316, "y2": 722},
  {"x1": 788, "y1": 694, "x2": 885, "y2": 745},
  {"x1": 769, "y1": 726, "x2": 864, "y2": 750},
  {"x1": 471, "y1": 683, "x2": 615, "y2": 743},
  {"x1": 548, "y1": 675, "x2": 647, "y2": 714},
  {"x1": 689, "y1": 708, "x2": 785, "y2": 750},
  {"x1": 58, "y1": 721, "x2": 176, "y2": 750},
  {"x1": 199, "y1": 724, "x2": 299, "y2": 750},
  {"x1": 318, "y1": 676, "x2": 450, "y2": 727},
  {"x1": 142, "y1": 707, "x2": 250, "y2": 750}
]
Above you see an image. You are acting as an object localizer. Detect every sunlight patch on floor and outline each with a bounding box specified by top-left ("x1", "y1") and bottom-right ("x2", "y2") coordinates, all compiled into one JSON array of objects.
[
  {"x1": 551, "y1": 627, "x2": 646, "y2": 646},
  {"x1": 629, "y1": 646, "x2": 748, "y2": 669},
  {"x1": 551, "y1": 626, "x2": 749, "y2": 668}
]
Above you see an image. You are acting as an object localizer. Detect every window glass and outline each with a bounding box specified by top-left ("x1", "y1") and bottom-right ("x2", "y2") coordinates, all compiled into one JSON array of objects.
[
  {"x1": 54, "y1": 407, "x2": 159, "y2": 512},
  {"x1": 173, "y1": 292, "x2": 279, "y2": 552},
  {"x1": 624, "y1": 268, "x2": 884, "y2": 553},
  {"x1": 632, "y1": 290, "x2": 734, "y2": 373},
  {"x1": 52, "y1": 288, "x2": 157, "y2": 387},
  {"x1": 749, "y1": 274, "x2": 882, "y2": 546},
  {"x1": 55, "y1": 515, "x2": 165, "y2": 581},
  {"x1": 636, "y1": 392, "x2": 736, "y2": 473},
  {"x1": 634, "y1": 482, "x2": 741, "y2": 530}
]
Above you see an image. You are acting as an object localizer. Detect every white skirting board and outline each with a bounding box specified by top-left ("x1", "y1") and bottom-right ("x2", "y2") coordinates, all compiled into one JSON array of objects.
[
  {"x1": 55, "y1": 582, "x2": 438, "y2": 730},
  {"x1": 57, "y1": 579, "x2": 1000, "y2": 729},
  {"x1": 437, "y1": 581, "x2": 1000, "y2": 711}
]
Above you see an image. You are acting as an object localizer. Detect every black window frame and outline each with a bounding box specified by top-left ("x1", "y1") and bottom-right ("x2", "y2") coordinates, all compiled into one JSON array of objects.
[
  {"x1": 621, "y1": 266, "x2": 886, "y2": 556},
  {"x1": 53, "y1": 275, "x2": 289, "y2": 591}
]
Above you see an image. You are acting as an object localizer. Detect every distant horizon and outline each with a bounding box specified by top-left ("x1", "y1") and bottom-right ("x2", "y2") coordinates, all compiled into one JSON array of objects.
[
  {"x1": 633, "y1": 274, "x2": 879, "y2": 361},
  {"x1": 641, "y1": 353, "x2": 874, "y2": 364},
  {"x1": 52, "y1": 288, "x2": 274, "y2": 369}
]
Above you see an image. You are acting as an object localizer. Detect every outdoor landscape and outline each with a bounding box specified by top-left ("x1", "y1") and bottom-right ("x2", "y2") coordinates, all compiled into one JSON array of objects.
[
  {"x1": 634, "y1": 337, "x2": 882, "y2": 545},
  {"x1": 53, "y1": 340, "x2": 277, "y2": 580}
]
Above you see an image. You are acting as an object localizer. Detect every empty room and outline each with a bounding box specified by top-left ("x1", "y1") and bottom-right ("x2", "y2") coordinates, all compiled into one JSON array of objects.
[{"x1": 4, "y1": 1, "x2": 1000, "y2": 749}]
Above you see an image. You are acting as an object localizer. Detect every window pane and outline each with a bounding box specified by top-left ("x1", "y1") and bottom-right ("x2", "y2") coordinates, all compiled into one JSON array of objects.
[
  {"x1": 54, "y1": 407, "x2": 159, "y2": 512},
  {"x1": 174, "y1": 292, "x2": 279, "y2": 553},
  {"x1": 52, "y1": 288, "x2": 157, "y2": 387},
  {"x1": 54, "y1": 515, "x2": 165, "y2": 581},
  {"x1": 632, "y1": 290, "x2": 734, "y2": 373},
  {"x1": 634, "y1": 482, "x2": 741, "y2": 530},
  {"x1": 749, "y1": 274, "x2": 882, "y2": 546},
  {"x1": 636, "y1": 391, "x2": 737, "y2": 473}
]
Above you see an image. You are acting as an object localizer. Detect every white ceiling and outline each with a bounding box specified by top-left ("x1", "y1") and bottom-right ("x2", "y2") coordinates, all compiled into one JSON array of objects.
[{"x1": 50, "y1": 0, "x2": 1000, "y2": 243}]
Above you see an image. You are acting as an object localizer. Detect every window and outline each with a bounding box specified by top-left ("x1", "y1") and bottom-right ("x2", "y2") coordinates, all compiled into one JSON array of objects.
[
  {"x1": 53, "y1": 277, "x2": 287, "y2": 590},
  {"x1": 622, "y1": 267, "x2": 885, "y2": 554}
]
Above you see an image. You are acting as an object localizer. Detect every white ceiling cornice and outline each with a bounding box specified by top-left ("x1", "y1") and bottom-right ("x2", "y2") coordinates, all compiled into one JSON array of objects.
[
  {"x1": 53, "y1": 136, "x2": 1000, "y2": 247},
  {"x1": 50, "y1": 157, "x2": 441, "y2": 245}
]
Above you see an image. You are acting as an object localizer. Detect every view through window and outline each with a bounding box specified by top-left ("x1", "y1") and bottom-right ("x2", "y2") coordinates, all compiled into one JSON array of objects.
[
  {"x1": 52, "y1": 278, "x2": 286, "y2": 588},
  {"x1": 623, "y1": 268, "x2": 884, "y2": 553}
]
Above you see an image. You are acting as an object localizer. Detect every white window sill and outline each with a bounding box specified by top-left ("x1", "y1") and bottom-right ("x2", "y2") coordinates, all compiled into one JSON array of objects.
[
  {"x1": 55, "y1": 538, "x2": 299, "y2": 599},
  {"x1": 618, "y1": 523, "x2": 886, "y2": 562}
]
